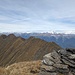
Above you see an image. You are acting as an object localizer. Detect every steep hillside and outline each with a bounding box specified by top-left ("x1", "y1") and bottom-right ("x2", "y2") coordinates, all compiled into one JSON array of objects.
[{"x1": 0, "y1": 34, "x2": 61, "y2": 67}]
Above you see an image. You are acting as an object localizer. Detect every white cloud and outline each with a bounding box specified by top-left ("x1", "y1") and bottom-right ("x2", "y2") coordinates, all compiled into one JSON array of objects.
[{"x1": 0, "y1": 0, "x2": 75, "y2": 32}]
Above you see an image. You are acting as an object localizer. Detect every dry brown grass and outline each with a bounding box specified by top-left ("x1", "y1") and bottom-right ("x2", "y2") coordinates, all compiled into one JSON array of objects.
[
  {"x1": 0, "y1": 61, "x2": 69, "y2": 75},
  {"x1": 0, "y1": 67, "x2": 7, "y2": 75},
  {"x1": 5, "y1": 60, "x2": 41, "y2": 75}
]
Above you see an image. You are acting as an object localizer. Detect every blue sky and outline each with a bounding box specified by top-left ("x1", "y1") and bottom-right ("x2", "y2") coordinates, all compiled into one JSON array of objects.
[{"x1": 0, "y1": 0, "x2": 75, "y2": 32}]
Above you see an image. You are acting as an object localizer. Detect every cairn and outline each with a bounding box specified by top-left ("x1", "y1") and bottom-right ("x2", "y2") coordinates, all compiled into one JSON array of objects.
[{"x1": 39, "y1": 49, "x2": 75, "y2": 75}]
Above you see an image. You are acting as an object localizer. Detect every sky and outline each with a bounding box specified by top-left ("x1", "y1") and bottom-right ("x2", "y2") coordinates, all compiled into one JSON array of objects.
[{"x1": 0, "y1": 0, "x2": 75, "y2": 33}]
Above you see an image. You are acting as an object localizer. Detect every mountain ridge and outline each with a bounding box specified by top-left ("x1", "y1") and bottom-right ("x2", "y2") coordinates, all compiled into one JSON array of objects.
[
  {"x1": 12, "y1": 33, "x2": 75, "y2": 48},
  {"x1": 0, "y1": 34, "x2": 61, "y2": 67}
]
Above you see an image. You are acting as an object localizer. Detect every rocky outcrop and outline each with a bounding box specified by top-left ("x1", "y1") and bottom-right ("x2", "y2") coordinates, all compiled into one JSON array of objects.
[{"x1": 39, "y1": 48, "x2": 75, "y2": 75}]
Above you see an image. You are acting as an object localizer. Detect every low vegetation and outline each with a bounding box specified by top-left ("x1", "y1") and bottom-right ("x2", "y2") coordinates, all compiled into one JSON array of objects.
[{"x1": 0, "y1": 60, "x2": 41, "y2": 75}]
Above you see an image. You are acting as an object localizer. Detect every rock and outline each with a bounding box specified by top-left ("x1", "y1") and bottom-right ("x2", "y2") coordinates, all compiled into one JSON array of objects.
[
  {"x1": 61, "y1": 55, "x2": 75, "y2": 66},
  {"x1": 48, "y1": 73, "x2": 57, "y2": 75},
  {"x1": 43, "y1": 53, "x2": 54, "y2": 66},
  {"x1": 39, "y1": 71, "x2": 57, "y2": 75},
  {"x1": 70, "y1": 67, "x2": 75, "y2": 73},
  {"x1": 68, "y1": 54, "x2": 75, "y2": 59},
  {"x1": 51, "y1": 50, "x2": 60, "y2": 59},
  {"x1": 53, "y1": 64, "x2": 68, "y2": 69},
  {"x1": 51, "y1": 50, "x2": 62, "y2": 64},
  {"x1": 42, "y1": 59, "x2": 54, "y2": 66},
  {"x1": 62, "y1": 58, "x2": 75, "y2": 67},
  {"x1": 66, "y1": 48, "x2": 75, "y2": 54},
  {"x1": 41, "y1": 48, "x2": 75, "y2": 75},
  {"x1": 53, "y1": 64, "x2": 69, "y2": 73},
  {"x1": 68, "y1": 72, "x2": 73, "y2": 75},
  {"x1": 43, "y1": 51, "x2": 62, "y2": 66},
  {"x1": 41, "y1": 64, "x2": 56, "y2": 72},
  {"x1": 58, "y1": 49, "x2": 68, "y2": 56}
]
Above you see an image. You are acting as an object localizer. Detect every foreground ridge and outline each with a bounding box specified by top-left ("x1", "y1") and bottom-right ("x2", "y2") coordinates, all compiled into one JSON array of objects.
[{"x1": 40, "y1": 48, "x2": 75, "y2": 75}]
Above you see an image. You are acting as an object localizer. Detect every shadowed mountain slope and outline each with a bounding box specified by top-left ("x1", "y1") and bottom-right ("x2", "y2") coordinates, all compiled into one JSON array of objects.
[{"x1": 0, "y1": 34, "x2": 61, "y2": 67}]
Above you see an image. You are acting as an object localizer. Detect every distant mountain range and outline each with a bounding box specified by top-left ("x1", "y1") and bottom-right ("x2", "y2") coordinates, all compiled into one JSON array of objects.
[
  {"x1": 0, "y1": 34, "x2": 60, "y2": 67},
  {"x1": 12, "y1": 33, "x2": 75, "y2": 48},
  {"x1": 0, "y1": 32, "x2": 75, "y2": 48}
]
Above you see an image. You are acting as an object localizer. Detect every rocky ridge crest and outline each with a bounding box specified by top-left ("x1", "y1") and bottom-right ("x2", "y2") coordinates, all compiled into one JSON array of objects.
[{"x1": 40, "y1": 48, "x2": 75, "y2": 75}]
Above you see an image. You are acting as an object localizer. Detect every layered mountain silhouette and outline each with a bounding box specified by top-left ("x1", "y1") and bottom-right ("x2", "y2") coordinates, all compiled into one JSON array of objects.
[
  {"x1": 0, "y1": 34, "x2": 61, "y2": 67},
  {"x1": 12, "y1": 33, "x2": 75, "y2": 48}
]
